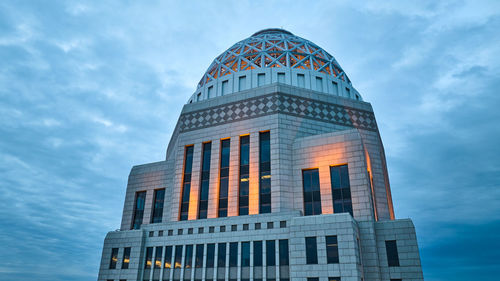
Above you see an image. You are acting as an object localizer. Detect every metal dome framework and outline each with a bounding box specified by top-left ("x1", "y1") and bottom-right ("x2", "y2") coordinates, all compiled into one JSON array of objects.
[{"x1": 197, "y1": 29, "x2": 352, "y2": 89}]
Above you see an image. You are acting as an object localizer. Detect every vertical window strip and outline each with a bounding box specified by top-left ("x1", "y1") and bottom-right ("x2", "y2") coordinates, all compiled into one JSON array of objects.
[
  {"x1": 174, "y1": 245, "x2": 183, "y2": 268},
  {"x1": 122, "y1": 247, "x2": 131, "y2": 269},
  {"x1": 266, "y1": 240, "x2": 276, "y2": 266},
  {"x1": 325, "y1": 236, "x2": 339, "y2": 264},
  {"x1": 164, "y1": 246, "x2": 173, "y2": 268},
  {"x1": 305, "y1": 237, "x2": 318, "y2": 264},
  {"x1": 195, "y1": 244, "x2": 204, "y2": 268},
  {"x1": 151, "y1": 188, "x2": 165, "y2": 223},
  {"x1": 184, "y1": 245, "x2": 193, "y2": 268},
  {"x1": 180, "y1": 146, "x2": 194, "y2": 221},
  {"x1": 253, "y1": 241, "x2": 263, "y2": 267},
  {"x1": 241, "y1": 242, "x2": 250, "y2": 267},
  {"x1": 279, "y1": 239, "x2": 289, "y2": 266},
  {"x1": 145, "y1": 247, "x2": 153, "y2": 269},
  {"x1": 239, "y1": 136, "x2": 250, "y2": 215},
  {"x1": 131, "y1": 191, "x2": 146, "y2": 229},
  {"x1": 109, "y1": 248, "x2": 118, "y2": 269},
  {"x1": 302, "y1": 169, "x2": 322, "y2": 216},
  {"x1": 217, "y1": 243, "x2": 226, "y2": 267},
  {"x1": 206, "y1": 243, "x2": 215, "y2": 268},
  {"x1": 198, "y1": 142, "x2": 212, "y2": 219},
  {"x1": 218, "y1": 139, "x2": 230, "y2": 217},
  {"x1": 330, "y1": 165, "x2": 353, "y2": 216},
  {"x1": 229, "y1": 242, "x2": 238, "y2": 267},
  {"x1": 155, "y1": 246, "x2": 163, "y2": 269},
  {"x1": 259, "y1": 131, "x2": 271, "y2": 213}
]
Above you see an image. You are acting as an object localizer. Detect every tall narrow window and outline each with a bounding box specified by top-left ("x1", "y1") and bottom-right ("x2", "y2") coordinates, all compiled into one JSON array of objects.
[
  {"x1": 208, "y1": 86, "x2": 214, "y2": 98},
  {"x1": 345, "y1": 87, "x2": 351, "y2": 97},
  {"x1": 180, "y1": 145, "x2": 194, "y2": 221},
  {"x1": 217, "y1": 243, "x2": 226, "y2": 267},
  {"x1": 218, "y1": 139, "x2": 230, "y2": 217},
  {"x1": 184, "y1": 245, "x2": 193, "y2": 268},
  {"x1": 258, "y1": 73, "x2": 265, "y2": 86},
  {"x1": 253, "y1": 241, "x2": 263, "y2": 266},
  {"x1": 198, "y1": 142, "x2": 211, "y2": 219},
  {"x1": 305, "y1": 237, "x2": 318, "y2": 264},
  {"x1": 259, "y1": 131, "x2": 271, "y2": 213},
  {"x1": 239, "y1": 76, "x2": 247, "y2": 91},
  {"x1": 155, "y1": 246, "x2": 163, "y2": 269},
  {"x1": 316, "y1": 77, "x2": 323, "y2": 92},
  {"x1": 302, "y1": 169, "x2": 322, "y2": 216},
  {"x1": 239, "y1": 135, "x2": 250, "y2": 215},
  {"x1": 279, "y1": 240, "x2": 289, "y2": 266},
  {"x1": 195, "y1": 244, "x2": 204, "y2": 268},
  {"x1": 332, "y1": 81, "x2": 338, "y2": 95},
  {"x1": 122, "y1": 247, "x2": 131, "y2": 269},
  {"x1": 385, "y1": 240, "x2": 400, "y2": 267},
  {"x1": 222, "y1": 80, "x2": 229, "y2": 95},
  {"x1": 196, "y1": 93, "x2": 201, "y2": 101},
  {"x1": 145, "y1": 247, "x2": 153, "y2": 269},
  {"x1": 109, "y1": 248, "x2": 118, "y2": 269},
  {"x1": 330, "y1": 165, "x2": 353, "y2": 216},
  {"x1": 174, "y1": 245, "x2": 183, "y2": 268},
  {"x1": 266, "y1": 240, "x2": 276, "y2": 266},
  {"x1": 297, "y1": 74, "x2": 305, "y2": 88},
  {"x1": 164, "y1": 246, "x2": 173, "y2": 268},
  {"x1": 131, "y1": 191, "x2": 146, "y2": 229},
  {"x1": 277, "y1": 72, "x2": 285, "y2": 83},
  {"x1": 326, "y1": 236, "x2": 339, "y2": 263},
  {"x1": 229, "y1": 242, "x2": 238, "y2": 267},
  {"x1": 151, "y1": 188, "x2": 165, "y2": 223},
  {"x1": 206, "y1": 243, "x2": 215, "y2": 268},
  {"x1": 241, "y1": 242, "x2": 250, "y2": 267}
]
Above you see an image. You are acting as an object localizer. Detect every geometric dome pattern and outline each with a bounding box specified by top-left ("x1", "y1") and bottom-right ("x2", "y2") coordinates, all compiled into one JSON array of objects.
[{"x1": 197, "y1": 28, "x2": 351, "y2": 89}]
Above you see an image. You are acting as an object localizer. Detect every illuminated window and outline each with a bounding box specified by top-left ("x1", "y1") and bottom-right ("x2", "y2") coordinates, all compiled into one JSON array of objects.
[
  {"x1": 195, "y1": 244, "x2": 204, "y2": 268},
  {"x1": 131, "y1": 191, "x2": 146, "y2": 229},
  {"x1": 208, "y1": 86, "x2": 213, "y2": 98},
  {"x1": 297, "y1": 73, "x2": 305, "y2": 88},
  {"x1": 239, "y1": 135, "x2": 250, "y2": 215},
  {"x1": 385, "y1": 240, "x2": 400, "y2": 267},
  {"x1": 198, "y1": 142, "x2": 211, "y2": 219},
  {"x1": 184, "y1": 245, "x2": 193, "y2": 268},
  {"x1": 222, "y1": 80, "x2": 229, "y2": 95},
  {"x1": 218, "y1": 139, "x2": 230, "y2": 217},
  {"x1": 229, "y1": 242, "x2": 238, "y2": 267},
  {"x1": 302, "y1": 169, "x2": 322, "y2": 216},
  {"x1": 151, "y1": 188, "x2": 165, "y2": 223},
  {"x1": 305, "y1": 237, "x2": 318, "y2": 264},
  {"x1": 180, "y1": 145, "x2": 194, "y2": 221},
  {"x1": 253, "y1": 241, "x2": 263, "y2": 266},
  {"x1": 330, "y1": 165, "x2": 352, "y2": 216},
  {"x1": 258, "y1": 73, "x2": 265, "y2": 86},
  {"x1": 174, "y1": 245, "x2": 183, "y2": 268},
  {"x1": 277, "y1": 72, "x2": 285, "y2": 83},
  {"x1": 279, "y1": 239, "x2": 289, "y2": 266},
  {"x1": 316, "y1": 77, "x2": 323, "y2": 91},
  {"x1": 217, "y1": 243, "x2": 226, "y2": 267},
  {"x1": 145, "y1": 247, "x2": 153, "y2": 269},
  {"x1": 164, "y1": 246, "x2": 172, "y2": 268},
  {"x1": 155, "y1": 246, "x2": 163, "y2": 269},
  {"x1": 266, "y1": 240, "x2": 276, "y2": 266},
  {"x1": 241, "y1": 242, "x2": 250, "y2": 267},
  {"x1": 239, "y1": 76, "x2": 246, "y2": 91},
  {"x1": 206, "y1": 244, "x2": 215, "y2": 268},
  {"x1": 109, "y1": 248, "x2": 118, "y2": 269},
  {"x1": 122, "y1": 247, "x2": 131, "y2": 269},
  {"x1": 326, "y1": 236, "x2": 339, "y2": 263},
  {"x1": 259, "y1": 131, "x2": 271, "y2": 213}
]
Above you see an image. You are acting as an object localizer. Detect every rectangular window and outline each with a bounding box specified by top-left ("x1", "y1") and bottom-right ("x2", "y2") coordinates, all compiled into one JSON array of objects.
[
  {"x1": 109, "y1": 248, "x2": 118, "y2": 269},
  {"x1": 330, "y1": 164, "x2": 353, "y2": 216},
  {"x1": 302, "y1": 169, "x2": 322, "y2": 216},
  {"x1": 307, "y1": 278, "x2": 319, "y2": 281},
  {"x1": 218, "y1": 139, "x2": 230, "y2": 217},
  {"x1": 326, "y1": 236, "x2": 339, "y2": 263},
  {"x1": 253, "y1": 241, "x2": 263, "y2": 266},
  {"x1": 164, "y1": 246, "x2": 173, "y2": 268},
  {"x1": 259, "y1": 131, "x2": 271, "y2": 213},
  {"x1": 328, "y1": 278, "x2": 341, "y2": 281},
  {"x1": 184, "y1": 245, "x2": 193, "y2": 268},
  {"x1": 122, "y1": 247, "x2": 131, "y2": 269},
  {"x1": 174, "y1": 245, "x2": 183, "y2": 268},
  {"x1": 390, "y1": 279, "x2": 402, "y2": 281},
  {"x1": 241, "y1": 242, "x2": 250, "y2": 267},
  {"x1": 145, "y1": 247, "x2": 153, "y2": 269},
  {"x1": 208, "y1": 86, "x2": 214, "y2": 98},
  {"x1": 345, "y1": 87, "x2": 350, "y2": 97},
  {"x1": 151, "y1": 188, "x2": 165, "y2": 223},
  {"x1": 239, "y1": 76, "x2": 247, "y2": 91},
  {"x1": 217, "y1": 243, "x2": 226, "y2": 267},
  {"x1": 155, "y1": 246, "x2": 163, "y2": 269},
  {"x1": 229, "y1": 242, "x2": 238, "y2": 267},
  {"x1": 332, "y1": 81, "x2": 338, "y2": 94},
  {"x1": 180, "y1": 145, "x2": 194, "y2": 221},
  {"x1": 195, "y1": 244, "x2": 204, "y2": 268},
  {"x1": 131, "y1": 191, "x2": 146, "y2": 229},
  {"x1": 198, "y1": 142, "x2": 212, "y2": 219},
  {"x1": 239, "y1": 135, "x2": 250, "y2": 215},
  {"x1": 277, "y1": 72, "x2": 285, "y2": 83},
  {"x1": 206, "y1": 243, "x2": 215, "y2": 268},
  {"x1": 222, "y1": 80, "x2": 229, "y2": 95},
  {"x1": 266, "y1": 240, "x2": 276, "y2": 266},
  {"x1": 297, "y1": 73, "x2": 305, "y2": 88},
  {"x1": 279, "y1": 239, "x2": 289, "y2": 266},
  {"x1": 305, "y1": 237, "x2": 318, "y2": 264},
  {"x1": 316, "y1": 77, "x2": 323, "y2": 91},
  {"x1": 196, "y1": 93, "x2": 201, "y2": 101},
  {"x1": 258, "y1": 73, "x2": 265, "y2": 86},
  {"x1": 385, "y1": 240, "x2": 400, "y2": 267}
]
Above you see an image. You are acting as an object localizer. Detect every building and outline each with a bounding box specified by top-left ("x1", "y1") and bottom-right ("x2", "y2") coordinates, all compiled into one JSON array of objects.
[{"x1": 97, "y1": 28, "x2": 424, "y2": 281}]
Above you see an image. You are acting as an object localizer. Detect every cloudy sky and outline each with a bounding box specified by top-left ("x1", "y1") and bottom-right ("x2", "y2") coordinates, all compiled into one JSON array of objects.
[{"x1": 1, "y1": 1, "x2": 499, "y2": 280}]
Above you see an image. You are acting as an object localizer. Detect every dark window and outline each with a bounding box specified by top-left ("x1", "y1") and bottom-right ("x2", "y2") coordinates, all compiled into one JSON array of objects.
[
  {"x1": 280, "y1": 221, "x2": 286, "y2": 228},
  {"x1": 198, "y1": 142, "x2": 211, "y2": 219},
  {"x1": 229, "y1": 242, "x2": 238, "y2": 267},
  {"x1": 109, "y1": 248, "x2": 118, "y2": 269},
  {"x1": 132, "y1": 191, "x2": 146, "y2": 229},
  {"x1": 241, "y1": 242, "x2": 250, "y2": 267},
  {"x1": 326, "y1": 236, "x2": 339, "y2": 263},
  {"x1": 195, "y1": 244, "x2": 204, "y2": 268},
  {"x1": 220, "y1": 225, "x2": 226, "y2": 232},
  {"x1": 198, "y1": 227, "x2": 204, "y2": 234},
  {"x1": 174, "y1": 245, "x2": 183, "y2": 268},
  {"x1": 239, "y1": 135, "x2": 250, "y2": 215},
  {"x1": 178, "y1": 229, "x2": 183, "y2": 235},
  {"x1": 307, "y1": 278, "x2": 319, "y2": 281},
  {"x1": 253, "y1": 241, "x2": 263, "y2": 266},
  {"x1": 164, "y1": 246, "x2": 172, "y2": 268},
  {"x1": 184, "y1": 245, "x2": 193, "y2": 268},
  {"x1": 155, "y1": 246, "x2": 163, "y2": 269},
  {"x1": 168, "y1": 230, "x2": 173, "y2": 236},
  {"x1": 149, "y1": 231, "x2": 154, "y2": 237},
  {"x1": 217, "y1": 243, "x2": 226, "y2": 267},
  {"x1": 385, "y1": 240, "x2": 400, "y2": 267},
  {"x1": 231, "y1": 224, "x2": 237, "y2": 231},
  {"x1": 390, "y1": 279, "x2": 402, "y2": 281},
  {"x1": 180, "y1": 146, "x2": 194, "y2": 220},
  {"x1": 122, "y1": 247, "x2": 131, "y2": 269},
  {"x1": 145, "y1": 247, "x2": 153, "y2": 269},
  {"x1": 330, "y1": 165, "x2": 353, "y2": 216},
  {"x1": 151, "y1": 188, "x2": 165, "y2": 223},
  {"x1": 188, "y1": 228, "x2": 193, "y2": 234},
  {"x1": 266, "y1": 240, "x2": 276, "y2": 266},
  {"x1": 209, "y1": 226, "x2": 215, "y2": 233},
  {"x1": 302, "y1": 169, "x2": 322, "y2": 216},
  {"x1": 279, "y1": 239, "x2": 289, "y2": 266},
  {"x1": 255, "y1": 223, "x2": 261, "y2": 230},
  {"x1": 206, "y1": 243, "x2": 215, "y2": 268},
  {"x1": 243, "y1": 224, "x2": 249, "y2": 230},
  {"x1": 218, "y1": 139, "x2": 230, "y2": 217},
  {"x1": 259, "y1": 131, "x2": 271, "y2": 213},
  {"x1": 158, "y1": 230, "x2": 163, "y2": 237},
  {"x1": 305, "y1": 237, "x2": 318, "y2": 264},
  {"x1": 267, "y1": 222, "x2": 274, "y2": 229},
  {"x1": 329, "y1": 278, "x2": 341, "y2": 281}
]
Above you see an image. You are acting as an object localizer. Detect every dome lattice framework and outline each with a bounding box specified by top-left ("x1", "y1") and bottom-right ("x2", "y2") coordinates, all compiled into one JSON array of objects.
[{"x1": 197, "y1": 29, "x2": 351, "y2": 89}]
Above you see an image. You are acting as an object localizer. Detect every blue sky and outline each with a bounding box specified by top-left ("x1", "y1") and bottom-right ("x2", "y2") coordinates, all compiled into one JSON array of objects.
[{"x1": 1, "y1": 1, "x2": 499, "y2": 280}]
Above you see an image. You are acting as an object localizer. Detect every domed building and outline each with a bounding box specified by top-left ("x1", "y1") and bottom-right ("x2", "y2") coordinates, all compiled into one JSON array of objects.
[{"x1": 98, "y1": 29, "x2": 424, "y2": 281}]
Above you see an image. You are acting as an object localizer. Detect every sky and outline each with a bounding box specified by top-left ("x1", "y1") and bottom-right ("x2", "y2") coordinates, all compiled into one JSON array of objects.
[{"x1": 0, "y1": 0, "x2": 499, "y2": 280}]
